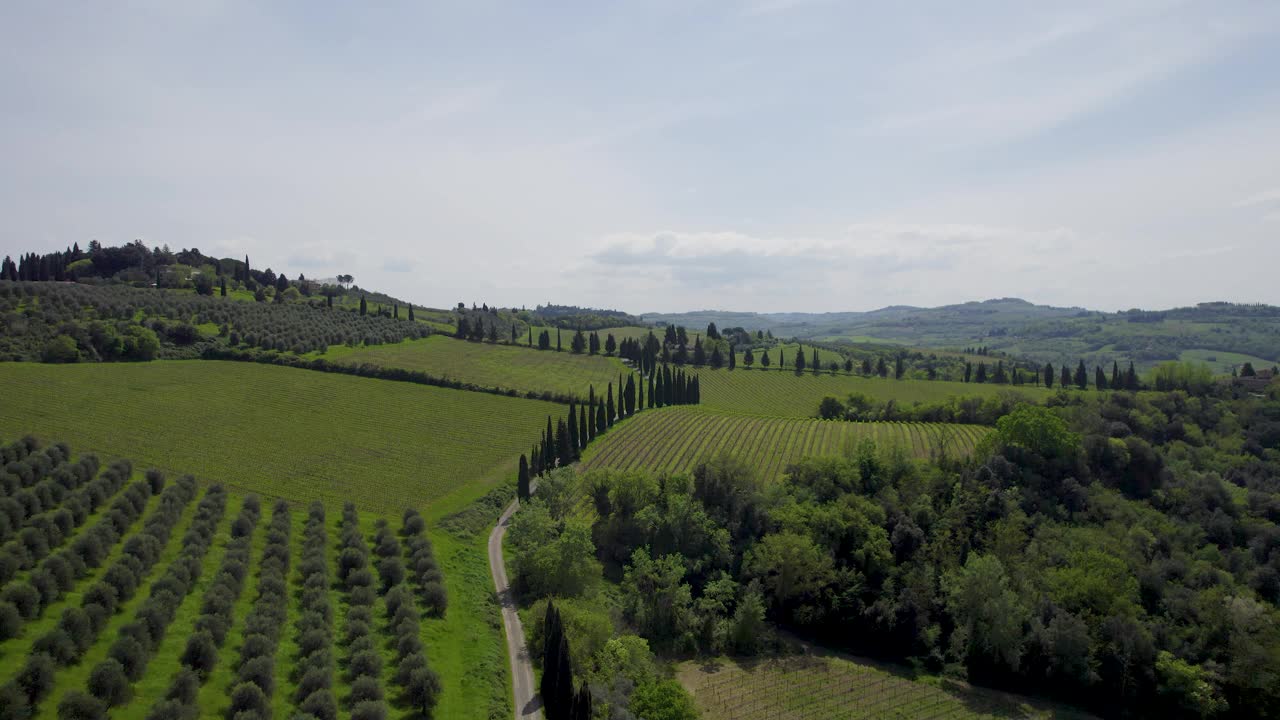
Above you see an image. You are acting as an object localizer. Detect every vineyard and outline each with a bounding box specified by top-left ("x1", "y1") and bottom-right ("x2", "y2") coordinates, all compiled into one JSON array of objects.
[
  {"x1": 697, "y1": 368, "x2": 1051, "y2": 418},
  {"x1": 0, "y1": 436, "x2": 448, "y2": 720},
  {"x1": 679, "y1": 655, "x2": 1094, "y2": 720},
  {"x1": 0, "y1": 361, "x2": 562, "y2": 515},
  {"x1": 580, "y1": 407, "x2": 989, "y2": 480},
  {"x1": 317, "y1": 334, "x2": 628, "y2": 402}
]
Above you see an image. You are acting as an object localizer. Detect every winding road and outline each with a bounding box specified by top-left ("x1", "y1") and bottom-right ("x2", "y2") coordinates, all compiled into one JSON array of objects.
[{"x1": 489, "y1": 494, "x2": 543, "y2": 719}]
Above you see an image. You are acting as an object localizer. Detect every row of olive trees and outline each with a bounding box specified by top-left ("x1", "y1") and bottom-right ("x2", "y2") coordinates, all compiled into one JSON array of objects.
[
  {"x1": 60, "y1": 484, "x2": 228, "y2": 717},
  {"x1": 225, "y1": 500, "x2": 293, "y2": 720},
  {"x1": 291, "y1": 502, "x2": 339, "y2": 720},
  {"x1": 0, "y1": 460, "x2": 140, "y2": 639},
  {"x1": 400, "y1": 509, "x2": 447, "y2": 617},
  {"x1": 372, "y1": 515, "x2": 441, "y2": 716},
  {"x1": 0, "y1": 473, "x2": 194, "y2": 716},
  {"x1": 336, "y1": 503, "x2": 390, "y2": 720}
]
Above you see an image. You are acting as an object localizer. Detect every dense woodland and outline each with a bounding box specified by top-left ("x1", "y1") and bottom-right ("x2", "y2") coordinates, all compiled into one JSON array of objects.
[{"x1": 510, "y1": 380, "x2": 1280, "y2": 719}]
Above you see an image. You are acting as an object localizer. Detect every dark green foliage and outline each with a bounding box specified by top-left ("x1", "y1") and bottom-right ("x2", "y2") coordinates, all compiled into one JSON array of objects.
[
  {"x1": 228, "y1": 682, "x2": 268, "y2": 716},
  {"x1": 56, "y1": 691, "x2": 105, "y2": 720},
  {"x1": 299, "y1": 689, "x2": 337, "y2": 720},
  {"x1": 518, "y1": 455, "x2": 531, "y2": 501},
  {"x1": 87, "y1": 658, "x2": 130, "y2": 707},
  {"x1": 349, "y1": 700, "x2": 387, "y2": 720}
]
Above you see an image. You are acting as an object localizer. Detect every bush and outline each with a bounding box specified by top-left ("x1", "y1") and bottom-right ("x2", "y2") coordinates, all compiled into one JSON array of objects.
[
  {"x1": 167, "y1": 667, "x2": 201, "y2": 705},
  {"x1": 2, "y1": 581, "x2": 40, "y2": 619},
  {"x1": 143, "y1": 699, "x2": 186, "y2": 720},
  {"x1": 237, "y1": 655, "x2": 275, "y2": 697},
  {"x1": 15, "y1": 653, "x2": 56, "y2": 704},
  {"x1": 347, "y1": 676, "x2": 383, "y2": 704},
  {"x1": 299, "y1": 689, "x2": 337, "y2": 720},
  {"x1": 56, "y1": 690, "x2": 105, "y2": 720},
  {"x1": 0, "y1": 601, "x2": 21, "y2": 639},
  {"x1": 403, "y1": 666, "x2": 442, "y2": 716},
  {"x1": 295, "y1": 667, "x2": 331, "y2": 701},
  {"x1": 347, "y1": 650, "x2": 382, "y2": 680},
  {"x1": 180, "y1": 631, "x2": 218, "y2": 675},
  {"x1": 107, "y1": 635, "x2": 148, "y2": 681},
  {"x1": 87, "y1": 658, "x2": 130, "y2": 707},
  {"x1": 349, "y1": 701, "x2": 387, "y2": 720},
  {"x1": 228, "y1": 682, "x2": 268, "y2": 716},
  {"x1": 239, "y1": 633, "x2": 274, "y2": 660},
  {"x1": 33, "y1": 627, "x2": 78, "y2": 665}
]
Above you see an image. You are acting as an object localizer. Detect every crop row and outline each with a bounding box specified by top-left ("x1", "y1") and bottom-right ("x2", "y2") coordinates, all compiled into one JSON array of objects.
[
  {"x1": 58, "y1": 483, "x2": 230, "y2": 717},
  {"x1": 291, "y1": 502, "x2": 337, "y2": 720},
  {"x1": 225, "y1": 499, "x2": 293, "y2": 720},
  {"x1": 147, "y1": 494, "x2": 263, "y2": 719},
  {"x1": 400, "y1": 509, "x2": 446, "y2": 617},
  {"x1": 0, "y1": 462, "x2": 146, "y2": 640},
  {"x1": 372, "y1": 514, "x2": 441, "y2": 715},
  {"x1": 583, "y1": 408, "x2": 992, "y2": 481},
  {"x1": 0, "y1": 454, "x2": 117, "y2": 589},
  {"x1": 336, "y1": 503, "x2": 389, "y2": 720},
  {"x1": 0, "y1": 473, "x2": 196, "y2": 716}
]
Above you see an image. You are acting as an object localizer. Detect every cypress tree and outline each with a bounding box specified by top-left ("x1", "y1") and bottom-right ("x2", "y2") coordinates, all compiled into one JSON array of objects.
[
  {"x1": 895, "y1": 356, "x2": 905, "y2": 379},
  {"x1": 541, "y1": 603, "x2": 561, "y2": 716},
  {"x1": 545, "y1": 418, "x2": 555, "y2": 468},
  {"x1": 665, "y1": 366, "x2": 675, "y2": 406},
  {"x1": 1061, "y1": 365, "x2": 1071, "y2": 389},
  {"x1": 587, "y1": 398, "x2": 597, "y2": 442},
  {"x1": 579, "y1": 406, "x2": 589, "y2": 448},
  {"x1": 517, "y1": 456, "x2": 530, "y2": 501},
  {"x1": 794, "y1": 346, "x2": 805, "y2": 373},
  {"x1": 729, "y1": 345, "x2": 736, "y2": 370},
  {"x1": 556, "y1": 419, "x2": 571, "y2": 466},
  {"x1": 554, "y1": 633, "x2": 574, "y2": 718},
  {"x1": 976, "y1": 362, "x2": 987, "y2": 383},
  {"x1": 529, "y1": 327, "x2": 533, "y2": 347},
  {"x1": 1075, "y1": 360, "x2": 1088, "y2": 390},
  {"x1": 1127, "y1": 361, "x2": 1138, "y2": 390},
  {"x1": 626, "y1": 375, "x2": 636, "y2": 415},
  {"x1": 571, "y1": 330, "x2": 586, "y2": 354},
  {"x1": 1112, "y1": 361, "x2": 1121, "y2": 389},
  {"x1": 648, "y1": 373, "x2": 656, "y2": 409},
  {"x1": 556, "y1": 328, "x2": 562, "y2": 352},
  {"x1": 812, "y1": 348, "x2": 820, "y2": 375},
  {"x1": 360, "y1": 295, "x2": 367, "y2": 316},
  {"x1": 567, "y1": 403, "x2": 579, "y2": 457},
  {"x1": 243, "y1": 255, "x2": 250, "y2": 282},
  {"x1": 571, "y1": 684, "x2": 593, "y2": 720},
  {"x1": 1096, "y1": 366, "x2": 1107, "y2": 390},
  {"x1": 596, "y1": 403, "x2": 606, "y2": 436},
  {"x1": 220, "y1": 277, "x2": 227, "y2": 297},
  {"x1": 1044, "y1": 363, "x2": 1055, "y2": 388},
  {"x1": 409, "y1": 305, "x2": 415, "y2": 321},
  {"x1": 606, "y1": 384, "x2": 615, "y2": 427}
]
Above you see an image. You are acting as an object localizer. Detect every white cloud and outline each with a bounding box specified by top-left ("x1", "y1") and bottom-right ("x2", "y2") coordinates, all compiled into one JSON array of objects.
[{"x1": 1233, "y1": 188, "x2": 1280, "y2": 208}]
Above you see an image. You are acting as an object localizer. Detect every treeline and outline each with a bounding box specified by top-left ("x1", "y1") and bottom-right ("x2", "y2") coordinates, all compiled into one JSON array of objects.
[
  {"x1": 818, "y1": 390, "x2": 1033, "y2": 425},
  {"x1": 532, "y1": 303, "x2": 643, "y2": 330},
  {"x1": 519, "y1": 368, "x2": 701, "y2": 495}
]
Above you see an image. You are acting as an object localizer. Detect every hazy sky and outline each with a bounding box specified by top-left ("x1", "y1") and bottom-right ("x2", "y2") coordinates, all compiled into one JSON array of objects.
[{"x1": 2, "y1": 1, "x2": 1279, "y2": 313}]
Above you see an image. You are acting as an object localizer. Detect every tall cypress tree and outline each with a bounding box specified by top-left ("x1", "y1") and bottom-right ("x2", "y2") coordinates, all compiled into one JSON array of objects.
[
  {"x1": 1045, "y1": 363, "x2": 1055, "y2": 388},
  {"x1": 556, "y1": 419, "x2": 571, "y2": 466},
  {"x1": 665, "y1": 366, "x2": 674, "y2": 406},
  {"x1": 220, "y1": 277, "x2": 227, "y2": 297},
  {"x1": 812, "y1": 348, "x2": 820, "y2": 375},
  {"x1": 729, "y1": 345, "x2": 736, "y2": 370},
  {"x1": 637, "y1": 373, "x2": 645, "y2": 411},
  {"x1": 359, "y1": 294, "x2": 367, "y2": 316},
  {"x1": 596, "y1": 403, "x2": 606, "y2": 436},
  {"x1": 529, "y1": 327, "x2": 533, "y2": 347},
  {"x1": 545, "y1": 418, "x2": 555, "y2": 469},
  {"x1": 794, "y1": 346, "x2": 806, "y2": 373},
  {"x1": 541, "y1": 603, "x2": 562, "y2": 716},
  {"x1": 625, "y1": 375, "x2": 636, "y2": 415},
  {"x1": 409, "y1": 305, "x2": 416, "y2": 321},
  {"x1": 518, "y1": 455, "x2": 530, "y2": 501},
  {"x1": 1112, "y1": 361, "x2": 1121, "y2": 389},
  {"x1": 1075, "y1": 360, "x2": 1088, "y2": 389},
  {"x1": 571, "y1": 684, "x2": 593, "y2": 720},
  {"x1": 1127, "y1": 361, "x2": 1138, "y2": 390},
  {"x1": 567, "y1": 402, "x2": 579, "y2": 457},
  {"x1": 648, "y1": 373, "x2": 656, "y2": 409},
  {"x1": 579, "y1": 405, "x2": 589, "y2": 449},
  {"x1": 554, "y1": 633, "x2": 574, "y2": 718},
  {"x1": 1096, "y1": 366, "x2": 1107, "y2": 390},
  {"x1": 606, "y1": 384, "x2": 615, "y2": 427},
  {"x1": 556, "y1": 327, "x2": 562, "y2": 352},
  {"x1": 587, "y1": 398, "x2": 597, "y2": 442},
  {"x1": 1061, "y1": 365, "x2": 1071, "y2": 389}
]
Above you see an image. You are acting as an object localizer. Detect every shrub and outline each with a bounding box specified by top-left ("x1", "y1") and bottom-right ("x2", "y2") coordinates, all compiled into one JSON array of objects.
[
  {"x1": 15, "y1": 653, "x2": 56, "y2": 704},
  {"x1": 347, "y1": 650, "x2": 382, "y2": 680},
  {"x1": 299, "y1": 689, "x2": 337, "y2": 720},
  {"x1": 143, "y1": 699, "x2": 186, "y2": 720},
  {"x1": 2, "y1": 581, "x2": 40, "y2": 619},
  {"x1": 239, "y1": 633, "x2": 274, "y2": 660},
  {"x1": 349, "y1": 700, "x2": 387, "y2": 720},
  {"x1": 107, "y1": 635, "x2": 148, "y2": 681},
  {"x1": 0, "y1": 601, "x2": 21, "y2": 639},
  {"x1": 237, "y1": 656, "x2": 275, "y2": 696},
  {"x1": 33, "y1": 627, "x2": 78, "y2": 665},
  {"x1": 403, "y1": 666, "x2": 442, "y2": 716},
  {"x1": 228, "y1": 682, "x2": 268, "y2": 716},
  {"x1": 298, "y1": 628, "x2": 329, "y2": 657},
  {"x1": 295, "y1": 667, "x2": 331, "y2": 700},
  {"x1": 56, "y1": 690, "x2": 105, "y2": 720},
  {"x1": 87, "y1": 658, "x2": 130, "y2": 707},
  {"x1": 347, "y1": 676, "x2": 383, "y2": 704},
  {"x1": 167, "y1": 667, "x2": 201, "y2": 705},
  {"x1": 180, "y1": 631, "x2": 218, "y2": 675}
]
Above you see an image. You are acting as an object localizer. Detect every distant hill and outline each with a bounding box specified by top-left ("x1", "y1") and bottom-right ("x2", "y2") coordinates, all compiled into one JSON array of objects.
[{"x1": 645, "y1": 299, "x2": 1280, "y2": 371}]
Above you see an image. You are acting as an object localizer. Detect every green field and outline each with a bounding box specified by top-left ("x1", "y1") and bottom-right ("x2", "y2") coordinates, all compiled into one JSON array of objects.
[
  {"x1": 679, "y1": 654, "x2": 1094, "y2": 720},
  {"x1": 0, "y1": 361, "x2": 561, "y2": 514},
  {"x1": 697, "y1": 367, "x2": 1051, "y2": 417},
  {"x1": 581, "y1": 406, "x2": 989, "y2": 481},
  {"x1": 316, "y1": 334, "x2": 629, "y2": 400},
  {"x1": 1178, "y1": 348, "x2": 1277, "y2": 376}
]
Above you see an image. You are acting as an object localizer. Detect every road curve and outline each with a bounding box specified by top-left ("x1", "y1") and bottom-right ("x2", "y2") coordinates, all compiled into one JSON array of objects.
[{"x1": 490, "y1": 495, "x2": 543, "y2": 719}]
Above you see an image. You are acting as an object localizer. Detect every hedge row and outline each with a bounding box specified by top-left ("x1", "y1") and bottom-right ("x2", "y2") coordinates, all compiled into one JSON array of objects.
[
  {"x1": 375, "y1": 515, "x2": 441, "y2": 716},
  {"x1": 0, "y1": 455, "x2": 114, "y2": 587},
  {"x1": 144, "y1": 495, "x2": 262, "y2": 720},
  {"x1": 0, "y1": 474, "x2": 195, "y2": 717},
  {"x1": 291, "y1": 502, "x2": 337, "y2": 720},
  {"x1": 0, "y1": 462, "x2": 146, "y2": 641},
  {"x1": 400, "y1": 509, "x2": 446, "y2": 617},
  {"x1": 337, "y1": 503, "x2": 387, "y2": 720},
  {"x1": 69, "y1": 484, "x2": 228, "y2": 717},
  {"x1": 226, "y1": 499, "x2": 292, "y2": 720}
]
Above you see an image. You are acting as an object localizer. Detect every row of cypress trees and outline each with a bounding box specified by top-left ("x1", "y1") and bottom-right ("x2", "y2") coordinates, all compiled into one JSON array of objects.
[{"x1": 518, "y1": 367, "x2": 702, "y2": 498}]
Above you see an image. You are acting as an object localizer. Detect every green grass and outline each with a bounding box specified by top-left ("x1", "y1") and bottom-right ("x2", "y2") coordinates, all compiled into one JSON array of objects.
[
  {"x1": 316, "y1": 334, "x2": 630, "y2": 400},
  {"x1": 0, "y1": 361, "x2": 563, "y2": 515},
  {"x1": 697, "y1": 367, "x2": 1052, "y2": 418},
  {"x1": 581, "y1": 406, "x2": 989, "y2": 481},
  {"x1": 1178, "y1": 348, "x2": 1277, "y2": 376},
  {"x1": 678, "y1": 654, "x2": 1096, "y2": 720}
]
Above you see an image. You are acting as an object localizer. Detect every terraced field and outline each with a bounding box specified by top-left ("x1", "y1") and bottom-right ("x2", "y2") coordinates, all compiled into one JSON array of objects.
[
  {"x1": 317, "y1": 334, "x2": 628, "y2": 400},
  {"x1": 698, "y1": 368, "x2": 1052, "y2": 418},
  {"x1": 0, "y1": 361, "x2": 562, "y2": 514},
  {"x1": 679, "y1": 654, "x2": 1095, "y2": 720},
  {"x1": 581, "y1": 407, "x2": 988, "y2": 480}
]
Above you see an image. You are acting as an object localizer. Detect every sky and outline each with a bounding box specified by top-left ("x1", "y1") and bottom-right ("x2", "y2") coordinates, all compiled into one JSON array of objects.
[{"x1": 2, "y1": 0, "x2": 1279, "y2": 314}]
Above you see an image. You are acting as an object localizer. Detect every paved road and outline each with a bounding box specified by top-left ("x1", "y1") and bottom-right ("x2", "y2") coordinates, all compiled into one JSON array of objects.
[{"x1": 489, "y1": 495, "x2": 543, "y2": 719}]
